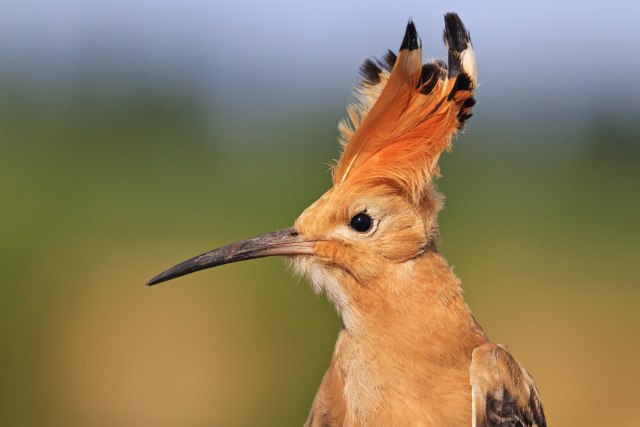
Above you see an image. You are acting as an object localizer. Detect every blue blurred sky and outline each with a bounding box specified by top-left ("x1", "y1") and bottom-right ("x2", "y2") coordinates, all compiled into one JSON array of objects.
[{"x1": 2, "y1": 1, "x2": 639, "y2": 122}]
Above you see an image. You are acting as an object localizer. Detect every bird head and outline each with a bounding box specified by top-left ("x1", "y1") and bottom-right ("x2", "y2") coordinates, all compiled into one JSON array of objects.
[{"x1": 148, "y1": 13, "x2": 476, "y2": 325}]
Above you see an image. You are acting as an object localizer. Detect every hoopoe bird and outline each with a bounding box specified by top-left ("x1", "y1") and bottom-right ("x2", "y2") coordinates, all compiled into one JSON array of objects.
[{"x1": 148, "y1": 13, "x2": 546, "y2": 427}]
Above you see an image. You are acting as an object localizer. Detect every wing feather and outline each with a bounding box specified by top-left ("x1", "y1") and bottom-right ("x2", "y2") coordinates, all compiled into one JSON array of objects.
[{"x1": 470, "y1": 343, "x2": 546, "y2": 427}]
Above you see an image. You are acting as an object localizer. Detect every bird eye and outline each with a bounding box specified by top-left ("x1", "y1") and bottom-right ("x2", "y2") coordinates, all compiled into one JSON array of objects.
[{"x1": 349, "y1": 213, "x2": 373, "y2": 233}]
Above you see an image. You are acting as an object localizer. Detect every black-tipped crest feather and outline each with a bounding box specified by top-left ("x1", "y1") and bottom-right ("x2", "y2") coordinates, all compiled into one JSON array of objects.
[
  {"x1": 444, "y1": 13, "x2": 470, "y2": 52},
  {"x1": 418, "y1": 63, "x2": 446, "y2": 95},
  {"x1": 383, "y1": 49, "x2": 397, "y2": 68},
  {"x1": 358, "y1": 50, "x2": 397, "y2": 86},
  {"x1": 443, "y1": 12, "x2": 472, "y2": 78},
  {"x1": 359, "y1": 58, "x2": 382, "y2": 85},
  {"x1": 400, "y1": 20, "x2": 421, "y2": 51},
  {"x1": 448, "y1": 72, "x2": 474, "y2": 100}
]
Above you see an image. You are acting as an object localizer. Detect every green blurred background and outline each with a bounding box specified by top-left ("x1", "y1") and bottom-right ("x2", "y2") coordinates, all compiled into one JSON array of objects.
[{"x1": 1, "y1": 1, "x2": 639, "y2": 426}]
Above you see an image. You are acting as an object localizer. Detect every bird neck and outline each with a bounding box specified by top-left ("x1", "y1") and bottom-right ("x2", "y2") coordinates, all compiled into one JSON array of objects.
[
  {"x1": 315, "y1": 249, "x2": 488, "y2": 423},
  {"x1": 343, "y1": 247, "x2": 486, "y2": 349}
]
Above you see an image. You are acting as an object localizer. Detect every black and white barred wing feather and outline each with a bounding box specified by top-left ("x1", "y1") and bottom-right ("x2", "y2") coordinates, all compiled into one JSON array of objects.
[{"x1": 470, "y1": 344, "x2": 547, "y2": 427}]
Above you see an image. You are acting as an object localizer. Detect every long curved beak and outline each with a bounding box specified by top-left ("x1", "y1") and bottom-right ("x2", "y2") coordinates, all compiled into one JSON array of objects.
[{"x1": 147, "y1": 227, "x2": 313, "y2": 286}]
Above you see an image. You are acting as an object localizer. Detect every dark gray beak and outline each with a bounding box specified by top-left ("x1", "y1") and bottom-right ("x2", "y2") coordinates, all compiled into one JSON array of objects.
[{"x1": 147, "y1": 227, "x2": 313, "y2": 286}]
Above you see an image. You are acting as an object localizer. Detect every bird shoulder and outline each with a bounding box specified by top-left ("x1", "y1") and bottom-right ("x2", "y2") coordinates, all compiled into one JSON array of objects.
[{"x1": 470, "y1": 343, "x2": 546, "y2": 427}]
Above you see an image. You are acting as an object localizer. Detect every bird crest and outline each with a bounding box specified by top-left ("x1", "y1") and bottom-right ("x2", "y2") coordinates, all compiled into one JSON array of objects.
[{"x1": 333, "y1": 13, "x2": 477, "y2": 204}]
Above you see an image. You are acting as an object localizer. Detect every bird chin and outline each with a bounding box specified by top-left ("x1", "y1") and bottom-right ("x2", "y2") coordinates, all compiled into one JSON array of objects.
[{"x1": 287, "y1": 255, "x2": 357, "y2": 330}]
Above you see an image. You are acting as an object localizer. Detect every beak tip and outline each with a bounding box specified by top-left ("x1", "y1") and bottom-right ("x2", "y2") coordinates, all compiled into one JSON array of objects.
[{"x1": 146, "y1": 274, "x2": 167, "y2": 286}]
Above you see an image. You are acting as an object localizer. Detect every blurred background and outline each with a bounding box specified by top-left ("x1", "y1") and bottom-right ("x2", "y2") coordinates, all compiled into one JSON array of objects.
[{"x1": 1, "y1": 1, "x2": 639, "y2": 425}]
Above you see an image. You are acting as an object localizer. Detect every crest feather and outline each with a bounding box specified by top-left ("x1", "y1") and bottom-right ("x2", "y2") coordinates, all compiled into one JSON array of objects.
[{"x1": 333, "y1": 13, "x2": 476, "y2": 203}]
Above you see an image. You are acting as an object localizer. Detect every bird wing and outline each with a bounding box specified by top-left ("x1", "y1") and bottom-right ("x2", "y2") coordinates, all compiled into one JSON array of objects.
[{"x1": 470, "y1": 343, "x2": 546, "y2": 427}]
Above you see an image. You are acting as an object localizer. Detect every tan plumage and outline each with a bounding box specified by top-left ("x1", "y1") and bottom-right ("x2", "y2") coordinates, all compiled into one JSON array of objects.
[{"x1": 148, "y1": 12, "x2": 546, "y2": 427}]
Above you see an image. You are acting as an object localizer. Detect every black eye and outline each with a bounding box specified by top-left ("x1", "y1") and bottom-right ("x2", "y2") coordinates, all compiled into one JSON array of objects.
[{"x1": 349, "y1": 213, "x2": 373, "y2": 233}]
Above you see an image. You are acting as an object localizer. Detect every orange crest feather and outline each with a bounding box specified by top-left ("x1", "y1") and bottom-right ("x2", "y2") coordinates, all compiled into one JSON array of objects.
[{"x1": 333, "y1": 13, "x2": 477, "y2": 203}]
